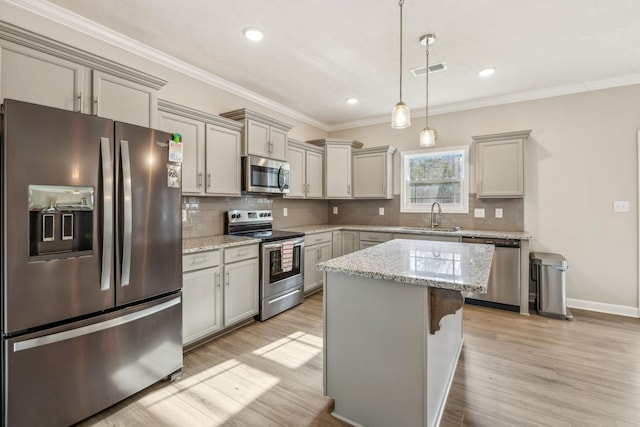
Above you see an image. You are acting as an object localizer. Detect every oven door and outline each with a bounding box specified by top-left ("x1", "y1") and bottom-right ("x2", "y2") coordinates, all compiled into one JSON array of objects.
[
  {"x1": 261, "y1": 238, "x2": 304, "y2": 298},
  {"x1": 243, "y1": 156, "x2": 290, "y2": 194}
]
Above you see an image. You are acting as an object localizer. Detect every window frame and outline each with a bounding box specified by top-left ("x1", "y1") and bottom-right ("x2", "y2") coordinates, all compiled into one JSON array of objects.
[{"x1": 400, "y1": 145, "x2": 470, "y2": 214}]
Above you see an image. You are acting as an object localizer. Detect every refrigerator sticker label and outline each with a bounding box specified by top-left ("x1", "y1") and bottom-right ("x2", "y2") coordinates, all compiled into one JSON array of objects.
[
  {"x1": 167, "y1": 164, "x2": 181, "y2": 188},
  {"x1": 169, "y1": 141, "x2": 183, "y2": 163}
]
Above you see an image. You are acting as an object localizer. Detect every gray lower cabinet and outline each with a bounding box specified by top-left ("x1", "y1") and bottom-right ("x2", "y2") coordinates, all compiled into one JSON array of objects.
[
  {"x1": 304, "y1": 232, "x2": 333, "y2": 294},
  {"x1": 182, "y1": 250, "x2": 223, "y2": 345},
  {"x1": 359, "y1": 231, "x2": 392, "y2": 249},
  {"x1": 223, "y1": 245, "x2": 260, "y2": 325},
  {"x1": 182, "y1": 244, "x2": 259, "y2": 346}
]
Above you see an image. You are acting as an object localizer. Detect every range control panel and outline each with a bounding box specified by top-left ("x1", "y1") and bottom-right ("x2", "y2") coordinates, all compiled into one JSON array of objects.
[{"x1": 227, "y1": 209, "x2": 273, "y2": 224}]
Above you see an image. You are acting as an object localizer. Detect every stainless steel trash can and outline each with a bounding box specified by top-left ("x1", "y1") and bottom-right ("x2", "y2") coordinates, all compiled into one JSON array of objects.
[{"x1": 530, "y1": 252, "x2": 573, "y2": 320}]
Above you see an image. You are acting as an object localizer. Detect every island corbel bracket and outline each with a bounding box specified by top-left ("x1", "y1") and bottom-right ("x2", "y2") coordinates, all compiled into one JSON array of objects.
[{"x1": 429, "y1": 288, "x2": 464, "y2": 334}]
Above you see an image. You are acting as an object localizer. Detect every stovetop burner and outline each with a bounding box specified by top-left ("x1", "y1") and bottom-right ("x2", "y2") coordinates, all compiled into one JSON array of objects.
[{"x1": 225, "y1": 210, "x2": 304, "y2": 243}]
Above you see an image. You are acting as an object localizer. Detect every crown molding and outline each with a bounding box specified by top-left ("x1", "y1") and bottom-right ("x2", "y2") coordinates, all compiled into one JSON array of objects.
[
  {"x1": 6, "y1": 0, "x2": 640, "y2": 134},
  {"x1": 5, "y1": 0, "x2": 331, "y2": 131},
  {"x1": 328, "y1": 75, "x2": 640, "y2": 132}
]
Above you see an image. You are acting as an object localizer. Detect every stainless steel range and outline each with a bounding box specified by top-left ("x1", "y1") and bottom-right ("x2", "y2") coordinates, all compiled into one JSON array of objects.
[{"x1": 226, "y1": 210, "x2": 304, "y2": 320}]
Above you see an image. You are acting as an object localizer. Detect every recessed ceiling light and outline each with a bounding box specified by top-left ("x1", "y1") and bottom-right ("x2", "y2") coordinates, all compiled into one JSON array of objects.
[
  {"x1": 243, "y1": 28, "x2": 264, "y2": 41},
  {"x1": 346, "y1": 97, "x2": 358, "y2": 105},
  {"x1": 478, "y1": 68, "x2": 496, "y2": 77}
]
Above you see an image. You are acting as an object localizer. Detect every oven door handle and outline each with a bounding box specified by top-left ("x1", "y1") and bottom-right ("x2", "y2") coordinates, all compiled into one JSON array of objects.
[{"x1": 262, "y1": 238, "x2": 305, "y2": 250}]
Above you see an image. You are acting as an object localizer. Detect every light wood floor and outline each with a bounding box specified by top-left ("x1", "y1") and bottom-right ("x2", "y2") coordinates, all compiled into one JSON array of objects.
[{"x1": 79, "y1": 294, "x2": 640, "y2": 427}]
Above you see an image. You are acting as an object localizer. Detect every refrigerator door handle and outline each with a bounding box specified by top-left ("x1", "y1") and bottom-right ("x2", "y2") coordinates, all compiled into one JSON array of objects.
[
  {"x1": 120, "y1": 140, "x2": 133, "y2": 287},
  {"x1": 12, "y1": 296, "x2": 181, "y2": 352},
  {"x1": 100, "y1": 137, "x2": 113, "y2": 291}
]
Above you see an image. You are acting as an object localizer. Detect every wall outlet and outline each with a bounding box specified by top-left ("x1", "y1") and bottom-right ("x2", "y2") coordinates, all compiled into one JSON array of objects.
[
  {"x1": 333, "y1": 206, "x2": 339, "y2": 215},
  {"x1": 283, "y1": 207, "x2": 288, "y2": 217},
  {"x1": 474, "y1": 208, "x2": 485, "y2": 218},
  {"x1": 495, "y1": 208, "x2": 503, "y2": 218},
  {"x1": 613, "y1": 200, "x2": 629, "y2": 212},
  {"x1": 379, "y1": 207, "x2": 385, "y2": 215}
]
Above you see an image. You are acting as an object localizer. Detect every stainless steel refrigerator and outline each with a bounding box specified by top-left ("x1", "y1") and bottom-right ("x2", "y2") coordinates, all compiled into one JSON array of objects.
[{"x1": 1, "y1": 99, "x2": 183, "y2": 426}]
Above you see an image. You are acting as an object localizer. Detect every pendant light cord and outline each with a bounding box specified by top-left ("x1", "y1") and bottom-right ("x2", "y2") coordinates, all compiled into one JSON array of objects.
[
  {"x1": 398, "y1": 0, "x2": 404, "y2": 103},
  {"x1": 425, "y1": 39, "x2": 429, "y2": 128}
]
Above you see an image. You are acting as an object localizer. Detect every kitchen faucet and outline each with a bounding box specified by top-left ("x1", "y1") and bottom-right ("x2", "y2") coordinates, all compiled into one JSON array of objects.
[{"x1": 430, "y1": 201, "x2": 442, "y2": 228}]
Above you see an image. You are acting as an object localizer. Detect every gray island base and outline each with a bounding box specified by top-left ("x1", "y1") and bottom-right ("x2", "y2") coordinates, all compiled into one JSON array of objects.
[{"x1": 318, "y1": 239, "x2": 494, "y2": 427}]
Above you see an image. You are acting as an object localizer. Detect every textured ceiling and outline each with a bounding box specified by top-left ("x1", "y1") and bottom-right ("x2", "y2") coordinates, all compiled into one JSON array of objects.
[{"x1": 43, "y1": 0, "x2": 640, "y2": 128}]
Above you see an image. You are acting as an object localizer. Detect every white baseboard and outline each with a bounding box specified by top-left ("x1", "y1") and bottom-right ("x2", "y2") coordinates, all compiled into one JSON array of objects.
[{"x1": 566, "y1": 298, "x2": 640, "y2": 318}]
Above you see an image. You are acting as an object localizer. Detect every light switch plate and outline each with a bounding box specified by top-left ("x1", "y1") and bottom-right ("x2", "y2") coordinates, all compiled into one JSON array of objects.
[
  {"x1": 283, "y1": 207, "x2": 288, "y2": 217},
  {"x1": 474, "y1": 208, "x2": 485, "y2": 218},
  {"x1": 379, "y1": 207, "x2": 384, "y2": 215},
  {"x1": 495, "y1": 208, "x2": 503, "y2": 218},
  {"x1": 613, "y1": 200, "x2": 629, "y2": 212},
  {"x1": 182, "y1": 209, "x2": 187, "y2": 222},
  {"x1": 333, "y1": 206, "x2": 339, "y2": 215}
]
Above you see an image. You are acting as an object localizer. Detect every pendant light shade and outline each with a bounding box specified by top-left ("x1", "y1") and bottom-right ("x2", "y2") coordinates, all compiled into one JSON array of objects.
[
  {"x1": 419, "y1": 33, "x2": 437, "y2": 147},
  {"x1": 419, "y1": 127, "x2": 437, "y2": 147},
  {"x1": 392, "y1": 102, "x2": 411, "y2": 129},
  {"x1": 391, "y1": 0, "x2": 410, "y2": 129}
]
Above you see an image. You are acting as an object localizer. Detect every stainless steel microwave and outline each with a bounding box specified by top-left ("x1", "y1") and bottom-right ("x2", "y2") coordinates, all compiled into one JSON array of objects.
[{"x1": 242, "y1": 155, "x2": 290, "y2": 194}]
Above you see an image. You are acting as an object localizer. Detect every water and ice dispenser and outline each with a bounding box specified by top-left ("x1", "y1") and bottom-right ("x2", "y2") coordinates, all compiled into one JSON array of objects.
[{"x1": 28, "y1": 185, "x2": 94, "y2": 260}]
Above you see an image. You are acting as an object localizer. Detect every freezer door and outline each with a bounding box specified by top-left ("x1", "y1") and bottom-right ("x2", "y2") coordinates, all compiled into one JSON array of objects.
[
  {"x1": 114, "y1": 122, "x2": 182, "y2": 305},
  {"x1": 1, "y1": 100, "x2": 115, "y2": 334},
  {"x1": 3, "y1": 293, "x2": 182, "y2": 427}
]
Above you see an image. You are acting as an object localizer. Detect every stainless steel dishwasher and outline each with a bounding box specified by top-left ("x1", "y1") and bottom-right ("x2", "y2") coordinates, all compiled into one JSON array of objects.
[{"x1": 462, "y1": 237, "x2": 521, "y2": 311}]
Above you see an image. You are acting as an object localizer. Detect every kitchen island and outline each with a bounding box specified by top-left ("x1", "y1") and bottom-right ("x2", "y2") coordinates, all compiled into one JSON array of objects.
[{"x1": 317, "y1": 239, "x2": 494, "y2": 427}]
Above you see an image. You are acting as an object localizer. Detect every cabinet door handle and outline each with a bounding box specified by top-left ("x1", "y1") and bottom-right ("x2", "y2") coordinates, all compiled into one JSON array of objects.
[
  {"x1": 347, "y1": 184, "x2": 351, "y2": 195},
  {"x1": 266, "y1": 142, "x2": 270, "y2": 154},
  {"x1": 76, "y1": 94, "x2": 82, "y2": 113},
  {"x1": 93, "y1": 97, "x2": 99, "y2": 116},
  {"x1": 198, "y1": 172, "x2": 203, "y2": 187},
  {"x1": 225, "y1": 271, "x2": 230, "y2": 287},
  {"x1": 207, "y1": 173, "x2": 211, "y2": 188},
  {"x1": 270, "y1": 142, "x2": 274, "y2": 154},
  {"x1": 316, "y1": 250, "x2": 321, "y2": 261},
  {"x1": 215, "y1": 272, "x2": 221, "y2": 288}
]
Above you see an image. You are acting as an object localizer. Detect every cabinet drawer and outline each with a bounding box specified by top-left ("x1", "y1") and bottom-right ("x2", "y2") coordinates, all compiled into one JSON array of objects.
[
  {"x1": 183, "y1": 250, "x2": 221, "y2": 272},
  {"x1": 224, "y1": 244, "x2": 259, "y2": 263},
  {"x1": 305, "y1": 231, "x2": 333, "y2": 246},
  {"x1": 359, "y1": 231, "x2": 392, "y2": 242}
]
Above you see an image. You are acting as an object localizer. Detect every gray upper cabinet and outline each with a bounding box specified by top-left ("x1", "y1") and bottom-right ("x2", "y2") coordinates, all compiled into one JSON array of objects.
[
  {"x1": 286, "y1": 139, "x2": 324, "y2": 199},
  {"x1": 0, "y1": 43, "x2": 84, "y2": 112},
  {"x1": 92, "y1": 71, "x2": 157, "y2": 127},
  {"x1": 221, "y1": 108, "x2": 293, "y2": 161},
  {"x1": 307, "y1": 138, "x2": 363, "y2": 199},
  {"x1": 157, "y1": 100, "x2": 243, "y2": 196},
  {"x1": 0, "y1": 21, "x2": 166, "y2": 123},
  {"x1": 352, "y1": 145, "x2": 396, "y2": 199},
  {"x1": 474, "y1": 130, "x2": 531, "y2": 198}
]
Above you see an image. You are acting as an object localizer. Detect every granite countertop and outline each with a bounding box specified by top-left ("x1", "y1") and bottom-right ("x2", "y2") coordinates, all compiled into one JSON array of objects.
[
  {"x1": 317, "y1": 239, "x2": 494, "y2": 293},
  {"x1": 183, "y1": 235, "x2": 260, "y2": 254},
  {"x1": 280, "y1": 224, "x2": 532, "y2": 240}
]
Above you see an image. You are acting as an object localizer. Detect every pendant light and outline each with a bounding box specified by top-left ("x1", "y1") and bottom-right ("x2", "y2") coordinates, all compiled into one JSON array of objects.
[
  {"x1": 419, "y1": 34, "x2": 437, "y2": 147},
  {"x1": 391, "y1": 0, "x2": 410, "y2": 129}
]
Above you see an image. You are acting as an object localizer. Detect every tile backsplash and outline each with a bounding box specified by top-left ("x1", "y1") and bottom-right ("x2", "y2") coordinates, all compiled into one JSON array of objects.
[
  {"x1": 326, "y1": 194, "x2": 524, "y2": 231},
  {"x1": 182, "y1": 195, "x2": 329, "y2": 238},
  {"x1": 182, "y1": 194, "x2": 523, "y2": 239}
]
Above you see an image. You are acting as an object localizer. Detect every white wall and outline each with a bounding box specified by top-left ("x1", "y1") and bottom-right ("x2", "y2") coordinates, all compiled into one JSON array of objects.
[{"x1": 331, "y1": 86, "x2": 639, "y2": 315}]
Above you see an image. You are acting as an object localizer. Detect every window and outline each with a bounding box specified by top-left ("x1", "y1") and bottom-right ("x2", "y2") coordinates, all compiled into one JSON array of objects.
[{"x1": 400, "y1": 146, "x2": 469, "y2": 213}]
